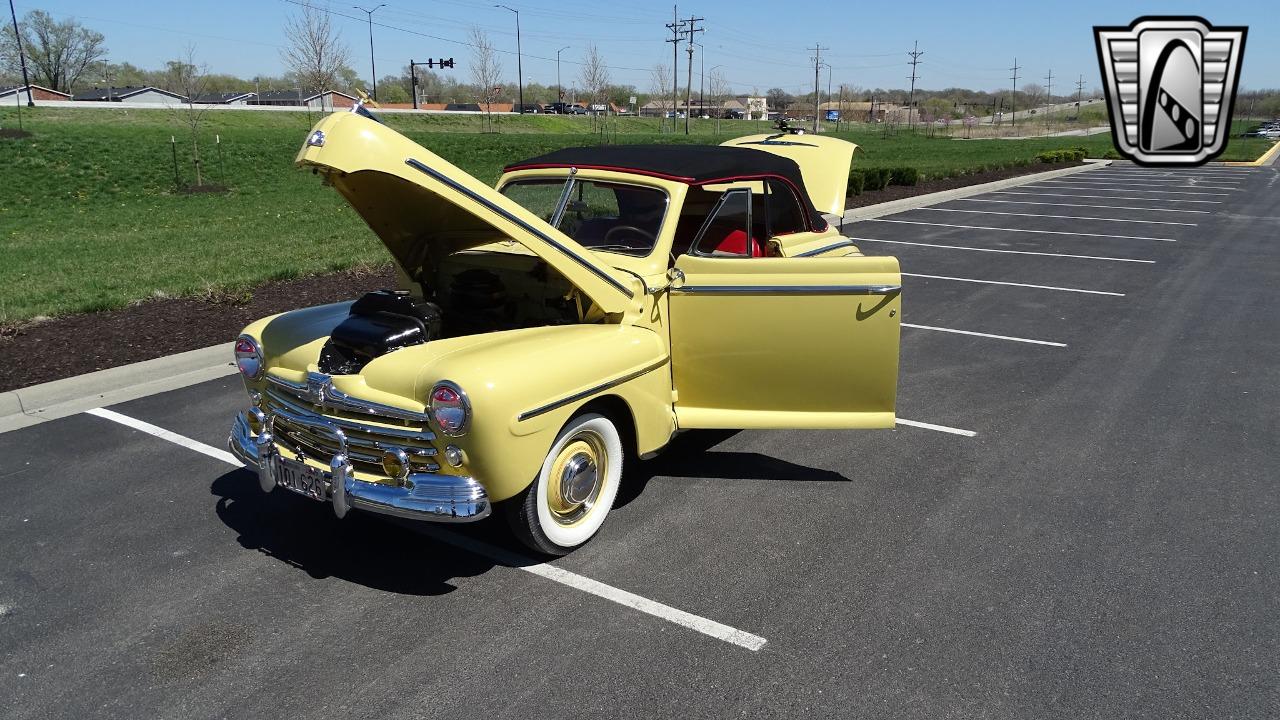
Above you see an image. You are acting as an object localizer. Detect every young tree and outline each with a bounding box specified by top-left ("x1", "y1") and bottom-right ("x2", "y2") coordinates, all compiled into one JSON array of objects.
[
  {"x1": 468, "y1": 27, "x2": 503, "y2": 131},
  {"x1": 649, "y1": 63, "x2": 671, "y2": 129},
  {"x1": 167, "y1": 46, "x2": 215, "y2": 187},
  {"x1": 708, "y1": 67, "x2": 730, "y2": 134},
  {"x1": 765, "y1": 87, "x2": 794, "y2": 114},
  {"x1": 1, "y1": 10, "x2": 106, "y2": 92},
  {"x1": 579, "y1": 43, "x2": 610, "y2": 127},
  {"x1": 281, "y1": 6, "x2": 348, "y2": 96}
]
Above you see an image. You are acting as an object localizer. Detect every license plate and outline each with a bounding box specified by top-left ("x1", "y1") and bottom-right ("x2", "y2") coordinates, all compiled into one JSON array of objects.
[{"x1": 274, "y1": 456, "x2": 327, "y2": 502}]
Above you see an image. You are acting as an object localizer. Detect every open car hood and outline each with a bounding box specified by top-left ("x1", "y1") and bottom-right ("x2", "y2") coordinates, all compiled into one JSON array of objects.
[
  {"x1": 295, "y1": 112, "x2": 638, "y2": 316},
  {"x1": 719, "y1": 133, "x2": 857, "y2": 216}
]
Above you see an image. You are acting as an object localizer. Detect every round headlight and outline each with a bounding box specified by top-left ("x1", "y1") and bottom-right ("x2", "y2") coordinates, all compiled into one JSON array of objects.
[
  {"x1": 234, "y1": 335, "x2": 264, "y2": 380},
  {"x1": 429, "y1": 381, "x2": 470, "y2": 436},
  {"x1": 381, "y1": 448, "x2": 410, "y2": 480}
]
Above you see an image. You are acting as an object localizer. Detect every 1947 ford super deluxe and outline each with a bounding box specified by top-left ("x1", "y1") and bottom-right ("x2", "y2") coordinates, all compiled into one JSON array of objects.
[{"x1": 228, "y1": 107, "x2": 901, "y2": 554}]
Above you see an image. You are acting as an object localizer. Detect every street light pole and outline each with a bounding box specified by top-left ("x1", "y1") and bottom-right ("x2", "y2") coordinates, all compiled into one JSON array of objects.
[
  {"x1": 556, "y1": 45, "x2": 570, "y2": 106},
  {"x1": 496, "y1": 5, "x2": 523, "y2": 113},
  {"x1": 8, "y1": 0, "x2": 34, "y2": 107},
  {"x1": 353, "y1": 4, "x2": 385, "y2": 101}
]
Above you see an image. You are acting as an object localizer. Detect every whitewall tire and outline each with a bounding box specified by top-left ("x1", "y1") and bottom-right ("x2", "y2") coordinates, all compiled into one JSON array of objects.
[{"x1": 505, "y1": 413, "x2": 623, "y2": 555}]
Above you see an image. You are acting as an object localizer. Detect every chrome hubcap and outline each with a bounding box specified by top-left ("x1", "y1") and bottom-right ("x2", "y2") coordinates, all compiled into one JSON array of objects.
[{"x1": 545, "y1": 432, "x2": 608, "y2": 526}]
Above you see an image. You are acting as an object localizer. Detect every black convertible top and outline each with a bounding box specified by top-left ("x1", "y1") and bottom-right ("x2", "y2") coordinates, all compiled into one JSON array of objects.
[{"x1": 504, "y1": 144, "x2": 827, "y2": 230}]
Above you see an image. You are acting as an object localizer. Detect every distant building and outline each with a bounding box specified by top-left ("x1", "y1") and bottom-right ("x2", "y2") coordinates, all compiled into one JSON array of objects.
[
  {"x1": 250, "y1": 89, "x2": 357, "y2": 110},
  {"x1": 71, "y1": 86, "x2": 186, "y2": 104},
  {"x1": 193, "y1": 91, "x2": 257, "y2": 105},
  {"x1": 0, "y1": 84, "x2": 72, "y2": 103},
  {"x1": 250, "y1": 90, "x2": 305, "y2": 106}
]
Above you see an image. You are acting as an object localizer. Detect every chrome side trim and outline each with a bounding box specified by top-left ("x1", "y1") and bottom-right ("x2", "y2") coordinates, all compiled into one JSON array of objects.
[
  {"x1": 517, "y1": 357, "x2": 669, "y2": 422},
  {"x1": 670, "y1": 284, "x2": 901, "y2": 295},
  {"x1": 794, "y1": 240, "x2": 857, "y2": 257},
  {"x1": 405, "y1": 157, "x2": 636, "y2": 299}
]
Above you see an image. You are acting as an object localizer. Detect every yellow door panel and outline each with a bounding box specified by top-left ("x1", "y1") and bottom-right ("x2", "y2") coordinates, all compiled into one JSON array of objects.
[{"x1": 668, "y1": 254, "x2": 900, "y2": 429}]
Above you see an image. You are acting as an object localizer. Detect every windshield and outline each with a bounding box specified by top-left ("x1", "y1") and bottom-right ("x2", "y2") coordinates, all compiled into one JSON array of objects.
[{"x1": 501, "y1": 178, "x2": 668, "y2": 256}]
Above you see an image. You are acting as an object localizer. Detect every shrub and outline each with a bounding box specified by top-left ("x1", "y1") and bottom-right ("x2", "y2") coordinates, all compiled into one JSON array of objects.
[
  {"x1": 888, "y1": 167, "x2": 920, "y2": 186},
  {"x1": 864, "y1": 168, "x2": 890, "y2": 191},
  {"x1": 847, "y1": 171, "x2": 865, "y2": 196}
]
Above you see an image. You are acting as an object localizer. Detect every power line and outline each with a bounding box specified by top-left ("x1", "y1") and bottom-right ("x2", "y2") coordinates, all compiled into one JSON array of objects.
[{"x1": 1044, "y1": 68, "x2": 1053, "y2": 126}]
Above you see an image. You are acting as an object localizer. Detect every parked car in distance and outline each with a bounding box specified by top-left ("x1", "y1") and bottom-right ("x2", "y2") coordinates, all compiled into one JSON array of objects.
[{"x1": 229, "y1": 110, "x2": 901, "y2": 555}]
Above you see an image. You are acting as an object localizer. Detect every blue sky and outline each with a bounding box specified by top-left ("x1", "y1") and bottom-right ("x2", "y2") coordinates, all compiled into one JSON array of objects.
[{"x1": 14, "y1": 0, "x2": 1277, "y2": 94}]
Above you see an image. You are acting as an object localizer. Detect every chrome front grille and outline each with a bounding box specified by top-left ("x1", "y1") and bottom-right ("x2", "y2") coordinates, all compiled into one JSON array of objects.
[{"x1": 263, "y1": 381, "x2": 440, "y2": 477}]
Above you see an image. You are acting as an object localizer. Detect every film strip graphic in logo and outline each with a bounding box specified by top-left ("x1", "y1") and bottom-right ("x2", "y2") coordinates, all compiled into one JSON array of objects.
[{"x1": 1095, "y1": 17, "x2": 1246, "y2": 166}]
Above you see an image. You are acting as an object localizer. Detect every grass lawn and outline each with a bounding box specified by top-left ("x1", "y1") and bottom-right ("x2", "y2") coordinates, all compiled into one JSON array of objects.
[{"x1": 0, "y1": 106, "x2": 1273, "y2": 324}]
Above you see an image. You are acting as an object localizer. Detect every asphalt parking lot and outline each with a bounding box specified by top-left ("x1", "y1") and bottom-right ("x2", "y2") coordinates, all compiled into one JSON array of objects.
[{"x1": 3, "y1": 162, "x2": 1278, "y2": 719}]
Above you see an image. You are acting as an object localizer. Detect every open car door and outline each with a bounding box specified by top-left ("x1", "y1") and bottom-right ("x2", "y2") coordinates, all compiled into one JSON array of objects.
[{"x1": 667, "y1": 253, "x2": 900, "y2": 429}]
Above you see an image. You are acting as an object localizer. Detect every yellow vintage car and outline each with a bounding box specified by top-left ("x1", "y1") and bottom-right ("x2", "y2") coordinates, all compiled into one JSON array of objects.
[{"x1": 228, "y1": 108, "x2": 901, "y2": 555}]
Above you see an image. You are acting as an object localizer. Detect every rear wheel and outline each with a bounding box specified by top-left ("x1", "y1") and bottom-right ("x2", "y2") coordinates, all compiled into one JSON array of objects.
[{"x1": 504, "y1": 413, "x2": 623, "y2": 556}]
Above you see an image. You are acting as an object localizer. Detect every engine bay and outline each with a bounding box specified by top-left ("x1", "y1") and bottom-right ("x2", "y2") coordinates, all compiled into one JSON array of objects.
[{"x1": 318, "y1": 248, "x2": 586, "y2": 375}]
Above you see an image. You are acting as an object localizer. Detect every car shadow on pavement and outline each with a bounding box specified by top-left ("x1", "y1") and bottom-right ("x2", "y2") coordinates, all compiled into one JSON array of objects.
[
  {"x1": 211, "y1": 468, "x2": 497, "y2": 596},
  {"x1": 615, "y1": 429, "x2": 849, "y2": 509}
]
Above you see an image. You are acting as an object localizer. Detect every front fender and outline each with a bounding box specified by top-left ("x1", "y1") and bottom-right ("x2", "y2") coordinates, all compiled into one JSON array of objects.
[{"x1": 417, "y1": 324, "x2": 672, "y2": 502}]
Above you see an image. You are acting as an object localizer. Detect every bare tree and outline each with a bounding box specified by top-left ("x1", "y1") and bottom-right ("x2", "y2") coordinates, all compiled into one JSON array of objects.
[
  {"x1": 1, "y1": 10, "x2": 106, "y2": 92},
  {"x1": 468, "y1": 26, "x2": 502, "y2": 131},
  {"x1": 282, "y1": 6, "x2": 348, "y2": 98},
  {"x1": 167, "y1": 46, "x2": 216, "y2": 187},
  {"x1": 578, "y1": 43, "x2": 610, "y2": 128},
  {"x1": 1021, "y1": 82, "x2": 1045, "y2": 113},
  {"x1": 708, "y1": 67, "x2": 730, "y2": 133},
  {"x1": 649, "y1": 63, "x2": 671, "y2": 128}
]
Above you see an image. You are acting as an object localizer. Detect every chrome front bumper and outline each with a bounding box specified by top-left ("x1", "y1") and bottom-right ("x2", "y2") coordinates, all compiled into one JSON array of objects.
[{"x1": 229, "y1": 411, "x2": 490, "y2": 522}]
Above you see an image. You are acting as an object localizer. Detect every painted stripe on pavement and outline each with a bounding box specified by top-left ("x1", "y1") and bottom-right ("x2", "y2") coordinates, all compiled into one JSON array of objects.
[
  {"x1": 902, "y1": 322, "x2": 1067, "y2": 347},
  {"x1": 863, "y1": 218, "x2": 1176, "y2": 242},
  {"x1": 954, "y1": 198, "x2": 1209, "y2": 214},
  {"x1": 895, "y1": 418, "x2": 978, "y2": 437},
  {"x1": 85, "y1": 406, "x2": 768, "y2": 651},
  {"x1": 988, "y1": 190, "x2": 1221, "y2": 204},
  {"x1": 903, "y1": 272, "x2": 1125, "y2": 296},
  {"x1": 913, "y1": 207, "x2": 1196, "y2": 226},
  {"x1": 850, "y1": 237, "x2": 1155, "y2": 263}
]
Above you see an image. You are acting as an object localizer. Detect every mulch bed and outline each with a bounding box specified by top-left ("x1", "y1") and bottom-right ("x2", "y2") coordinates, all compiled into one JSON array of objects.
[
  {"x1": 0, "y1": 161, "x2": 1086, "y2": 395},
  {"x1": 0, "y1": 266, "x2": 396, "y2": 393},
  {"x1": 845, "y1": 161, "x2": 1082, "y2": 209}
]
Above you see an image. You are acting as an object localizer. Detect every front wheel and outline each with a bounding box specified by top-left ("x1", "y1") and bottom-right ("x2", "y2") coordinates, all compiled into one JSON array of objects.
[{"x1": 504, "y1": 413, "x2": 623, "y2": 556}]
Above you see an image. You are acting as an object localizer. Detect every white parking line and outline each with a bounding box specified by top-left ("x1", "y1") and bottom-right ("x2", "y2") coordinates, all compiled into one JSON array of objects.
[
  {"x1": 1069, "y1": 177, "x2": 1239, "y2": 186},
  {"x1": 85, "y1": 407, "x2": 769, "y2": 652},
  {"x1": 863, "y1": 218, "x2": 1177, "y2": 242},
  {"x1": 956, "y1": 198, "x2": 1209, "y2": 214},
  {"x1": 990, "y1": 190, "x2": 1222, "y2": 204},
  {"x1": 914, "y1": 207, "x2": 1197, "y2": 226},
  {"x1": 86, "y1": 408, "x2": 241, "y2": 465},
  {"x1": 902, "y1": 272, "x2": 1125, "y2": 296},
  {"x1": 851, "y1": 237, "x2": 1155, "y2": 263},
  {"x1": 902, "y1": 322, "x2": 1066, "y2": 347},
  {"x1": 894, "y1": 418, "x2": 977, "y2": 437},
  {"x1": 1031, "y1": 182, "x2": 1233, "y2": 195}
]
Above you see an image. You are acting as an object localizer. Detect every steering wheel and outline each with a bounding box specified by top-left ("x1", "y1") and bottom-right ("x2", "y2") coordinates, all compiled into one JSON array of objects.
[{"x1": 602, "y1": 225, "x2": 656, "y2": 248}]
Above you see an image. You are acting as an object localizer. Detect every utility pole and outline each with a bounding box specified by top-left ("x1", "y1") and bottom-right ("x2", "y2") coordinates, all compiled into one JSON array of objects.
[
  {"x1": 906, "y1": 40, "x2": 923, "y2": 132},
  {"x1": 496, "y1": 5, "x2": 523, "y2": 113},
  {"x1": 1044, "y1": 68, "x2": 1053, "y2": 127},
  {"x1": 665, "y1": 6, "x2": 685, "y2": 132},
  {"x1": 7, "y1": 0, "x2": 33, "y2": 107},
  {"x1": 1009, "y1": 58, "x2": 1021, "y2": 126},
  {"x1": 825, "y1": 63, "x2": 832, "y2": 131},
  {"x1": 683, "y1": 14, "x2": 704, "y2": 134},
  {"x1": 1075, "y1": 74, "x2": 1085, "y2": 114},
  {"x1": 810, "y1": 44, "x2": 827, "y2": 133},
  {"x1": 353, "y1": 4, "x2": 385, "y2": 101},
  {"x1": 556, "y1": 46, "x2": 570, "y2": 104}
]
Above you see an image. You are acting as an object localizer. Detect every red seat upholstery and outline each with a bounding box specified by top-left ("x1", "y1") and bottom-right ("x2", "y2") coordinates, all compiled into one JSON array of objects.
[{"x1": 714, "y1": 229, "x2": 765, "y2": 257}]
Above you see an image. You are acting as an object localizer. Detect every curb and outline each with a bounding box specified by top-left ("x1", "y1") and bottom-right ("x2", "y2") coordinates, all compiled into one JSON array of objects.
[
  {"x1": 1221, "y1": 139, "x2": 1280, "y2": 167},
  {"x1": 837, "y1": 159, "x2": 1112, "y2": 223},
  {"x1": 0, "y1": 342, "x2": 237, "y2": 434}
]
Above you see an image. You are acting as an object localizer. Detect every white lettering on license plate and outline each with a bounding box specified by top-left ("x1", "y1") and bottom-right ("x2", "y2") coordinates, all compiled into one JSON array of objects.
[{"x1": 274, "y1": 457, "x2": 327, "y2": 502}]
